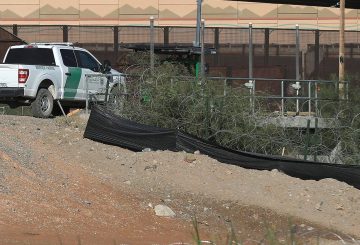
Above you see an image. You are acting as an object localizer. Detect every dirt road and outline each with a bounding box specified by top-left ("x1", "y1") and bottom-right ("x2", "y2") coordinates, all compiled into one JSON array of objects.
[{"x1": 0, "y1": 114, "x2": 359, "y2": 244}]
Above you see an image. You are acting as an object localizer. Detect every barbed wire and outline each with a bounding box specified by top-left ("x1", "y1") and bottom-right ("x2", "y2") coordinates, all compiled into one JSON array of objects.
[{"x1": 105, "y1": 61, "x2": 359, "y2": 165}]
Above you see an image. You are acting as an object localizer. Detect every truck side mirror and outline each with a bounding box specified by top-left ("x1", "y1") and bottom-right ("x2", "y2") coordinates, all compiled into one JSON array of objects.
[{"x1": 102, "y1": 60, "x2": 112, "y2": 73}]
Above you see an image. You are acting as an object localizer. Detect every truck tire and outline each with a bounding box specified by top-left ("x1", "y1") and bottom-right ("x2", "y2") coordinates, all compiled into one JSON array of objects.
[{"x1": 31, "y1": 88, "x2": 54, "y2": 118}]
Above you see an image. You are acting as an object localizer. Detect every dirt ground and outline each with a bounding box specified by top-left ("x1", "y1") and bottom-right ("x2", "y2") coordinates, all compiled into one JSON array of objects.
[{"x1": 0, "y1": 113, "x2": 359, "y2": 245}]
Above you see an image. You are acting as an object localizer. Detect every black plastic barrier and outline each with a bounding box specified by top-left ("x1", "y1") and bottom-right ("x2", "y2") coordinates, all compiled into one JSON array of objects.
[
  {"x1": 84, "y1": 106, "x2": 360, "y2": 189},
  {"x1": 83, "y1": 107, "x2": 177, "y2": 151}
]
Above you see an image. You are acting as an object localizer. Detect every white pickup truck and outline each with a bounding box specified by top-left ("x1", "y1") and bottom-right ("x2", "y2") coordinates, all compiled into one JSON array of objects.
[{"x1": 0, "y1": 43, "x2": 124, "y2": 118}]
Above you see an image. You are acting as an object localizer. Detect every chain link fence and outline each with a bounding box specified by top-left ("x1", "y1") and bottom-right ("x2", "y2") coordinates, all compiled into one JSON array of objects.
[{"x1": 2, "y1": 25, "x2": 360, "y2": 82}]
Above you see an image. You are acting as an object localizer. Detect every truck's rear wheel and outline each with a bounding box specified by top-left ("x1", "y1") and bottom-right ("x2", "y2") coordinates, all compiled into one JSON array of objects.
[{"x1": 31, "y1": 88, "x2": 54, "y2": 118}]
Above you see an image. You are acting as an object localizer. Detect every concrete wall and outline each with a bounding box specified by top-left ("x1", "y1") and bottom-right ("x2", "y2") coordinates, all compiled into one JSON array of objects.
[{"x1": 0, "y1": 0, "x2": 359, "y2": 30}]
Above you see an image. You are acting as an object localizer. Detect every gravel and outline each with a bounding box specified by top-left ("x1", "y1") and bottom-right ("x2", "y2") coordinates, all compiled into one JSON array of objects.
[{"x1": 0, "y1": 114, "x2": 359, "y2": 244}]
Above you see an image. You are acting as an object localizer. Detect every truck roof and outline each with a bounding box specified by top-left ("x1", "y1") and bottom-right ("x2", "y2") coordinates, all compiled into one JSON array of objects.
[{"x1": 9, "y1": 43, "x2": 86, "y2": 51}]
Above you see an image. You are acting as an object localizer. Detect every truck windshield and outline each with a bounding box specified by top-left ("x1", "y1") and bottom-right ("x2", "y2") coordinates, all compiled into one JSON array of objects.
[{"x1": 5, "y1": 48, "x2": 56, "y2": 66}]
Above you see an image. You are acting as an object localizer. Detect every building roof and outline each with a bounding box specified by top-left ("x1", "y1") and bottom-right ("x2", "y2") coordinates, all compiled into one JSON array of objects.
[{"x1": 227, "y1": 0, "x2": 360, "y2": 9}]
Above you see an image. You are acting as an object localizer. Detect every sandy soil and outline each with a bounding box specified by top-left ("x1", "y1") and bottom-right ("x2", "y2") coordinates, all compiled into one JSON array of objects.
[{"x1": 0, "y1": 113, "x2": 359, "y2": 244}]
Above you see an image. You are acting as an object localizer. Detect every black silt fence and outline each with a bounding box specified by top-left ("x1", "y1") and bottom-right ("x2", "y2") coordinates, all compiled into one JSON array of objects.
[{"x1": 84, "y1": 106, "x2": 360, "y2": 190}]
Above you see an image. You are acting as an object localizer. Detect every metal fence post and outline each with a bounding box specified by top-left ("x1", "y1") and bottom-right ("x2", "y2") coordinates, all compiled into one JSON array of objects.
[
  {"x1": 315, "y1": 81, "x2": 319, "y2": 117},
  {"x1": 63, "y1": 25, "x2": 68, "y2": 42},
  {"x1": 281, "y1": 80, "x2": 284, "y2": 116},
  {"x1": 296, "y1": 24, "x2": 300, "y2": 81},
  {"x1": 114, "y1": 26, "x2": 119, "y2": 58},
  {"x1": 249, "y1": 23, "x2": 253, "y2": 79},
  {"x1": 214, "y1": 27, "x2": 220, "y2": 49},
  {"x1": 150, "y1": 16, "x2": 155, "y2": 73},
  {"x1": 252, "y1": 80, "x2": 256, "y2": 114},
  {"x1": 12, "y1": 24, "x2": 18, "y2": 36},
  {"x1": 249, "y1": 23, "x2": 255, "y2": 114},
  {"x1": 164, "y1": 26, "x2": 169, "y2": 46},
  {"x1": 195, "y1": 0, "x2": 202, "y2": 47},
  {"x1": 264, "y1": 28, "x2": 269, "y2": 66},
  {"x1": 315, "y1": 30, "x2": 320, "y2": 79},
  {"x1": 314, "y1": 117, "x2": 318, "y2": 162},
  {"x1": 308, "y1": 82, "x2": 311, "y2": 116},
  {"x1": 214, "y1": 27, "x2": 220, "y2": 65},
  {"x1": 85, "y1": 75, "x2": 89, "y2": 114},
  {"x1": 295, "y1": 24, "x2": 300, "y2": 114},
  {"x1": 304, "y1": 119, "x2": 311, "y2": 161},
  {"x1": 201, "y1": 19, "x2": 206, "y2": 84},
  {"x1": 339, "y1": 0, "x2": 345, "y2": 99}
]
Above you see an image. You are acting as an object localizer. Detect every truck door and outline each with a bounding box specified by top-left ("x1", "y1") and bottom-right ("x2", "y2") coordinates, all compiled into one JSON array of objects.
[
  {"x1": 60, "y1": 49, "x2": 83, "y2": 100},
  {"x1": 75, "y1": 50, "x2": 106, "y2": 101}
]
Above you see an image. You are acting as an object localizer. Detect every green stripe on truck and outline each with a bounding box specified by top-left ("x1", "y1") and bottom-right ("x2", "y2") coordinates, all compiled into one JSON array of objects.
[{"x1": 64, "y1": 67, "x2": 82, "y2": 99}]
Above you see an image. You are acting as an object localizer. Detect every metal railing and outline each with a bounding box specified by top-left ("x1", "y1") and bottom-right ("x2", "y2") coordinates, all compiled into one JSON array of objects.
[
  {"x1": 84, "y1": 73, "x2": 127, "y2": 114},
  {"x1": 206, "y1": 77, "x2": 349, "y2": 117}
]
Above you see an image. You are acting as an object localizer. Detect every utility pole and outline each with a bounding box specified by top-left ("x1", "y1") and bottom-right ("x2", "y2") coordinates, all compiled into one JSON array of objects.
[{"x1": 339, "y1": 0, "x2": 345, "y2": 99}]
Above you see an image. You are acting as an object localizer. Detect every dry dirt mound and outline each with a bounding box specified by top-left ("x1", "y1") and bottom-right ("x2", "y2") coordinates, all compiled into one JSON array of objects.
[{"x1": 0, "y1": 114, "x2": 359, "y2": 244}]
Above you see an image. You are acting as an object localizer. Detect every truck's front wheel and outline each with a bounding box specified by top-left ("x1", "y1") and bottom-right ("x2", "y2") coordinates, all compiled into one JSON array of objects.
[{"x1": 31, "y1": 88, "x2": 54, "y2": 118}]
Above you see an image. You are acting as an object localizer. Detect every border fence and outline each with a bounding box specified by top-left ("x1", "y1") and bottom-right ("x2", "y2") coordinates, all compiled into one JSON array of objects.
[{"x1": 1, "y1": 24, "x2": 360, "y2": 82}]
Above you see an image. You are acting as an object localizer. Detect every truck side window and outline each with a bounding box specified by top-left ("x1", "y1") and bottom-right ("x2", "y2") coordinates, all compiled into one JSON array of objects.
[
  {"x1": 60, "y1": 49, "x2": 78, "y2": 67},
  {"x1": 75, "y1": 51, "x2": 100, "y2": 72}
]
